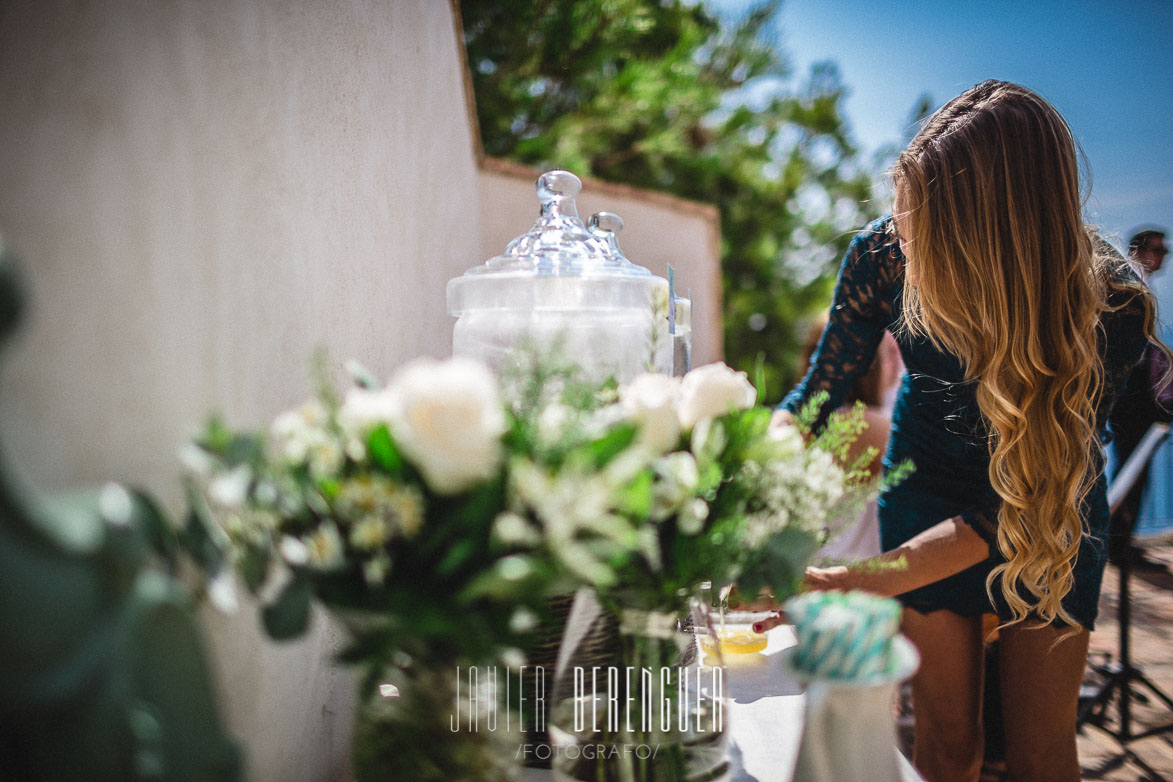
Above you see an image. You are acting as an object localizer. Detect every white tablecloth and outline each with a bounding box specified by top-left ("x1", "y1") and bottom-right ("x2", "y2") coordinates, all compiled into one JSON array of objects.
[{"x1": 522, "y1": 624, "x2": 923, "y2": 782}]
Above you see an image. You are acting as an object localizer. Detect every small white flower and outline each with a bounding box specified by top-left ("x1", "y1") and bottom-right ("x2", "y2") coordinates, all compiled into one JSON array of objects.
[
  {"x1": 207, "y1": 569, "x2": 239, "y2": 614},
  {"x1": 389, "y1": 488, "x2": 424, "y2": 538},
  {"x1": 363, "y1": 554, "x2": 392, "y2": 587},
  {"x1": 271, "y1": 400, "x2": 336, "y2": 468},
  {"x1": 335, "y1": 476, "x2": 425, "y2": 539},
  {"x1": 620, "y1": 373, "x2": 682, "y2": 453},
  {"x1": 307, "y1": 438, "x2": 345, "y2": 479},
  {"x1": 303, "y1": 523, "x2": 346, "y2": 571},
  {"x1": 350, "y1": 515, "x2": 391, "y2": 550},
  {"x1": 338, "y1": 386, "x2": 399, "y2": 437},
  {"x1": 492, "y1": 511, "x2": 540, "y2": 546},
  {"x1": 678, "y1": 498, "x2": 710, "y2": 536},
  {"x1": 178, "y1": 442, "x2": 217, "y2": 477},
  {"x1": 98, "y1": 483, "x2": 135, "y2": 527},
  {"x1": 272, "y1": 399, "x2": 327, "y2": 439},
  {"x1": 805, "y1": 448, "x2": 845, "y2": 504},
  {"x1": 536, "y1": 402, "x2": 574, "y2": 448},
  {"x1": 677, "y1": 362, "x2": 757, "y2": 430},
  {"x1": 208, "y1": 465, "x2": 252, "y2": 510},
  {"x1": 279, "y1": 535, "x2": 310, "y2": 566},
  {"x1": 344, "y1": 436, "x2": 366, "y2": 463},
  {"x1": 584, "y1": 403, "x2": 629, "y2": 438},
  {"x1": 386, "y1": 357, "x2": 506, "y2": 495},
  {"x1": 500, "y1": 647, "x2": 527, "y2": 669},
  {"x1": 509, "y1": 607, "x2": 540, "y2": 633},
  {"x1": 253, "y1": 480, "x2": 279, "y2": 507}
]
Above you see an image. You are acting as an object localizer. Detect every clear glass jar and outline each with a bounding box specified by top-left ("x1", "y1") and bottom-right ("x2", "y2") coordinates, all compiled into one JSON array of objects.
[{"x1": 448, "y1": 170, "x2": 680, "y2": 384}]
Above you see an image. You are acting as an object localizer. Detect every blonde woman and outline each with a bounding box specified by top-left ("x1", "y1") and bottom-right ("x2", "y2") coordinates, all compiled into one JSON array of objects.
[{"x1": 764, "y1": 81, "x2": 1167, "y2": 781}]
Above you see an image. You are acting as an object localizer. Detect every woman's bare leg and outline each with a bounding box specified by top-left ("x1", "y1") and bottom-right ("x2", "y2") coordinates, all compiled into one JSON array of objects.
[
  {"x1": 998, "y1": 622, "x2": 1089, "y2": 782},
  {"x1": 902, "y1": 608, "x2": 985, "y2": 782}
]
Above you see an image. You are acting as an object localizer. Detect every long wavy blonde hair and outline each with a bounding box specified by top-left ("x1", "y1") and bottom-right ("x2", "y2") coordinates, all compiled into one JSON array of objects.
[{"x1": 893, "y1": 80, "x2": 1166, "y2": 627}]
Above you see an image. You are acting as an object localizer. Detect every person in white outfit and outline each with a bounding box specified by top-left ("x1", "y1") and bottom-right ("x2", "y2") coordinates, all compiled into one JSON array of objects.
[{"x1": 798, "y1": 313, "x2": 904, "y2": 561}]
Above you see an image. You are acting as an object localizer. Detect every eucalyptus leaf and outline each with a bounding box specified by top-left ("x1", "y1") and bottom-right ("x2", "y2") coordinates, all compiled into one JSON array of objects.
[
  {"x1": 239, "y1": 545, "x2": 271, "y2": 593},
  {"x1": 437, "y1": 538, "x2": 477, "y2": 576},
  {"x1": 126, "y1": 489, "x2": 179, "y2": 571},
  {"x1": 180, "y1": 484, "x2": 224, "y2": 576},
  {"x1": 759, "y1": 527, "x2": 822, "y2": 597},
  {"x1": 262, "y1": 573, "x2": 313, "y2": 640},
  {"x1": 583, "y1": 422, "x2": 638, "y2": 467}
]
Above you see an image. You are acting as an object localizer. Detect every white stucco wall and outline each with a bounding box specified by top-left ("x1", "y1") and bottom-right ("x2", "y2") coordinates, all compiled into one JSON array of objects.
[
  {"x1": 0, "y1": 1, "x2": 483, "y2": 780},
  {"x1": 0, "y1": 2, "x2": 726, "y2": 779},
  {"x1": 477, "y1": 159, "x2": 724, "y2": 368}
]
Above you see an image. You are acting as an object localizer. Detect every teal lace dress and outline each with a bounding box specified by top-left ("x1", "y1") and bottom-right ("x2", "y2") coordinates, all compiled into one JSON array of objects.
[{"x1": 782, "y1": 218, "x2": 1150, "y2": 628}]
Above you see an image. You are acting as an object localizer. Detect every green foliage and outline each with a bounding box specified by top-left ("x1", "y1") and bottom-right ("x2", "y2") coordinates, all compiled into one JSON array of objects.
[
  {"x1": 1, "y1": 252, "x2": 241, "y2": 779},
  {"x1": 263, "y1": 572, "x2": 313, "y2": 639},
  {"x1": 181, "y1": 353, "x2": 886, "y2": 684},
  {"x1": 460, "y1": 0, "x2": 883, "y2": 400}
]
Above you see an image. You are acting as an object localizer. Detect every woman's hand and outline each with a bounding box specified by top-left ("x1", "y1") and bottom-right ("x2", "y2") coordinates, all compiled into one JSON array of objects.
[
  {"x1": 725, "y1": 586, "x2": 780, "y2": 613},
  {"x1": 803, "y1": 564, "x2": 855, "y2": 591},
  {"x1": 750, "y1": 517, "x2": 992, "y2": 633},
  {"x1": 750, "y1": 566, "x2": 854, "y2": 632}
]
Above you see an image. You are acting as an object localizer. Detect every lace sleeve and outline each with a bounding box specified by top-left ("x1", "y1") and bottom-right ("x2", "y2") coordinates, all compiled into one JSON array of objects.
[{"x1": 781, "y1": 219, "x2": 902, "y2": 430}]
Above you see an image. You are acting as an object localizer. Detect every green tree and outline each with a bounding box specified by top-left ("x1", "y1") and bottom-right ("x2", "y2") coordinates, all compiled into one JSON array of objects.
[{"x1": 460, "y1": 0, "x2": 882, "y2": 400}]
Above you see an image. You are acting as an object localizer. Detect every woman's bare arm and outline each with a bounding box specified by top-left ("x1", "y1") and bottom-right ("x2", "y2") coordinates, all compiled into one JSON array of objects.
[
  {"x1": 806, "y1": 515, "x2": 990, "y2": 595},
  {"x1": 753, "y1": 516, "x2": 991, "y2": 632}
]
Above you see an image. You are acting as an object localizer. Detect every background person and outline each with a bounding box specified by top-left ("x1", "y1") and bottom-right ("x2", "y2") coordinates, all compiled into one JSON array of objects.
[
  {"x1": 798, "y1": 313, "x2": 903, "y2": 562},
  {"x1": 1108, "y1": 227, "x2": 1172, "y2": 570}
]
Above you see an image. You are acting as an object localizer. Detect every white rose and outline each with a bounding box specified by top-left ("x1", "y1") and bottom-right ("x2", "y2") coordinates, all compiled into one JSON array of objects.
[
  {"x1": 620, "y1": 373, "x2": 682, "y2": 453},
  {"x1": 303, "y1": 522, "x2": 346, "y2": 571},
  {"x1": 677, "y1": 362, "x2": 757, "y2": 430},
  {"x1": 387, "y1": 356, "x2": 506, "y2": 494}
]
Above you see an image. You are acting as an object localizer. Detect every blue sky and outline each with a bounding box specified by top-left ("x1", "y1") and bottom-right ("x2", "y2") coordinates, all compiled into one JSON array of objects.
[{"x1": 705, "y1": 0, "x2": 1173, "y2": 262}]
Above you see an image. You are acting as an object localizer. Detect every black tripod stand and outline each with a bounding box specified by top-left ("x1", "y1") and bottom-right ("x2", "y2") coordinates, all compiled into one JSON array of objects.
[{"x1": 1078, "y1": 422, "x2": 1173, "y2": 743}]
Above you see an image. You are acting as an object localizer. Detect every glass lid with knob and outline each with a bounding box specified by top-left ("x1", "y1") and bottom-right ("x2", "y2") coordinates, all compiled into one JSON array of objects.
[{"x1": 447, "y1": 170, "x2": 678, "y2": 383}]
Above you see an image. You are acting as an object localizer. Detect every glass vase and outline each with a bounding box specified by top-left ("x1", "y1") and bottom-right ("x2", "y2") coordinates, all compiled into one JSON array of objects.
[
  {"x1": 548, "y1": 590, "x2": 730, "y2": 781},
  {"x1": 350, "y1": 659, "x2": 523, "y2": 782}
]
